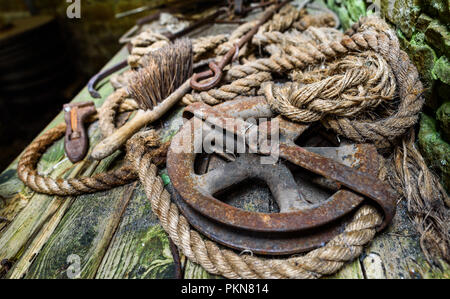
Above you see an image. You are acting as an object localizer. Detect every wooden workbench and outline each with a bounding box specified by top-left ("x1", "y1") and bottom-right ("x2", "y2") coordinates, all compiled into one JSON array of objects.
[{"x1": 0, "y1": 19, "x2": 449, "y2": 280}]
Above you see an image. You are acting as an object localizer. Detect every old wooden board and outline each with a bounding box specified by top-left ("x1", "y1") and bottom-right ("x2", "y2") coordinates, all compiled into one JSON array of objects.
[{"x1": 0, "y1": 10, "x2": 449, "y2": 279}]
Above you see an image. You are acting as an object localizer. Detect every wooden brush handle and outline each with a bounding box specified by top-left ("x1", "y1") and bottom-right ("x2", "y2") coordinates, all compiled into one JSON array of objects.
[{"x1": 91, "y1": 80, "x2": 191, "y2": 160}]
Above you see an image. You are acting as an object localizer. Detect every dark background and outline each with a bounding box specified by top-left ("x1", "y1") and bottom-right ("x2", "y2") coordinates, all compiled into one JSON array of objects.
[{"x1": 0, "y1": 0, "x2": 212, "y2": 171}]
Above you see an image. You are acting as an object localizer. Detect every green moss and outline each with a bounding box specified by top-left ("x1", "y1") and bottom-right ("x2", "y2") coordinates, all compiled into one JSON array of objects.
[
  {"x1": 432, "y1": 56, "x2": 450, "y2": 85},
  {"x1": 345, "y1": 0, "x2": 367, "y2": 23},
  {"x1": 398, "y1": 31, "x2": 438, "y2": 106},
  {"x1": 425, "y1": 19, "x2": 450, "y2": 57},
  {"x1": 327, "y1": 0, "x2": 367, "y2": 30},
  {"x1": 418, "y1": 113, "x2": 450, "y2": 192},
  {"x1": 424, "y1": 0, "x2": 450, "y2": 24},
  {"x1": 381, "y1": 0, "x2": 422, "y2": 38},
  {"x1": 127, "y1": 225, "x2": 175, "y2": 279},
  {"x1": 415, "y1": 13, "x2": 433, "y2": 32},
  {"x1": 336, "y1": 6, "x2": 353, "y2": 30},
  {"x1": 437, "y1": 101, "x2": 450, "y2": 141}
]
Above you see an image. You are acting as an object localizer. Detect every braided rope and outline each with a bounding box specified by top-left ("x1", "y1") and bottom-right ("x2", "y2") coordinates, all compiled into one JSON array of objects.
[
  {"x1": 128, "y1": 31, "x2": 170, "y2": 68},
  {"x1": 127, "y1": 131, "x2": 384, "y2": 279},
  {"x1": 215, "y1": 20, "x2": 259, "y2": 57},
  {"x1": 182, "y1": 72, "x2": 272, "y2": 105},
  {"x1": 184, "y1": 17, "x2": 423, "y2": 149},
  {"x1": 264, "y1": 51, "x2": 396, "y2": 122},
  {"x1": 261, "y1": 3, "x2": 304, "y2": 32},
  {"x1": 17, "y1": 122, "x2": 168, "y2": 196},
  {"x1": 17, "y1": 123, "x2": 135, "y2": 196},
  {"x1": 222, "y1": 27, "x2": 343, "y2": 81},
  {"x1": 193, "y1": 34, "x2": 228, "y2": 61}
]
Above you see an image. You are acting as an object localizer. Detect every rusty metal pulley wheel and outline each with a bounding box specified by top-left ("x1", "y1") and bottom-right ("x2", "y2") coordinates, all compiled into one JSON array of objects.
[{"x1": 166, "y1": 97, "x2": 396, "y2": 255}]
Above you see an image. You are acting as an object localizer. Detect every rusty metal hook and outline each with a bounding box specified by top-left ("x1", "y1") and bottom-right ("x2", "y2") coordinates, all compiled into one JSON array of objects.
[
  {"x1": 190, "y1": 61, "x2": 224, "y2": 92},
  {"x1": 190, "y1": 0, "x2": 291, "y2": 91},
  {"x1": 190, "y1": 45, "x2": 240, "y2": 91}
]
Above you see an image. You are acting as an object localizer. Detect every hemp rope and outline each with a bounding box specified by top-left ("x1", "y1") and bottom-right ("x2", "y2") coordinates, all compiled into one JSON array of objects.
[
  {"x1": 184, "y1": 17, "x2": 424, "y2": 149},
  {"x1": 17, "y1": 115, "x2": 168, "y2": 196},
  {"x1": 98, "y1": 88, "x2": 139, "y2": 137},
  {"x1": 393, "y1": 130, "x2": 450, "y2": 263},
  {"x1": 193, "y1": 34, "x2": 228, "y2": 61},
  {"x1": 126, "y1": 130, "x2": 385, "y2": 279},
  {"x1": 264, "y1": 51, "x2": 396, "y2": 122},
  {"x1": 183, "y1": 72, "x2": 272, "y2": 105},
  {"x1": 253, "y1": 26, "x2": 342, "y2": 48},
  {"x1": 215, "y1": 20, "x2": 258, "y2": 57},
  {"x1": 128, "y1": 31, "x2": 170, "y2": 68},
  {"x1": 181, "y1": 27, "x2": 345, "y2": 106},
  {"x1": 17, "y1": 123, "x2": 134, "y2": 196},
  {"x1": 259, "y1": 3, "x2": 304, "y2": 33}
]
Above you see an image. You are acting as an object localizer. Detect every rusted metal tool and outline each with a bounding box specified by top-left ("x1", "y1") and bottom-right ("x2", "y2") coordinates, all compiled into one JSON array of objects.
[
  {"x1": 166, "y1": 97, "x2": 396, "y2": 255},
  {"x1": 190, "y1": 0, "x2": 291, "y2": 91},
  {"x1": 63, "y1": 101, "x2": 96, "y2": 163}
]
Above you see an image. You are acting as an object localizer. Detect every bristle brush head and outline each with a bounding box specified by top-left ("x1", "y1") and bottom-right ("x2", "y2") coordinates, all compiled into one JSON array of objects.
[{"x1": 128, "y1": 38, "x2": 193, "y2": 111}]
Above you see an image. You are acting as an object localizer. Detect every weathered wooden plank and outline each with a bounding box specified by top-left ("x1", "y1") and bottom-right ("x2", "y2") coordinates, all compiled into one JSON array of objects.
[
  {"x1": 0, "y1": 137, "x2": 66, "y2": 234},
  {"x1": 24, "y1": 180, "x2": 134, "y2": 279},
  {"x1": 0, "y1": 169, "x2": 28, "y2": 233},
  {"x1": 330, "y1": 201, "x2": 450, "y2": 279},
  {"x1": 330, "y1": 260, "x2": 365, "y2": 279},
  {"x1": 95, "y1": 107, "x2": 197, "y2": 279},
  {"x1": 361, "y1": 252, "x2": 387, "y2": 279},
  {"x1": 0, "y1": 138, "x2": 75, "y2": 269},
  {"x1": 5, "y1": 145, "x2": 124, "y2": 278},
  {"x1": 0, "y1": 121, "x2": 120, "y2": 277},
  {"x1": 184, "y1": 260, "x2": 222, "y2": 279},
  {"x1": 0, "y1": 48, "x2": 129, "y2": 278},
  {"x1": 96, "y1": 185, "x2": 176, "y2": 279},
  {"x1": 6, "y1": 197, "x2": 76, "y2": 279},
  {"x1": 0, "y1": 46, "x2": 129, "y2": 231}
]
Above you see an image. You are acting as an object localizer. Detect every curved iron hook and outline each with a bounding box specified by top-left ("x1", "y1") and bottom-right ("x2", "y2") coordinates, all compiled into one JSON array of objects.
[
  {"x1": 88, "y1": 60, "x2": 128, "y2": 99},
  {"x1": 190, "y1": 61, "x2": 224, "y2": 91},
  {"x1": 190, "y1": 45, "x2": 240, "y2": 91},
  {"x1": 190, "y1": 0, "x2": 291, "y2": 92}
]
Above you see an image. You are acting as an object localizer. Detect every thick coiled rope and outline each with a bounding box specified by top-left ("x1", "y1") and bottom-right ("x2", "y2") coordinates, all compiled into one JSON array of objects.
[
  {"x1": 264, "y1": 51, "x2": 396, "y2": 122},
  {"x1": 184, "y1": 17, "x2": 423, "y2": 149},
  {"x1": 98, "y1": 88, "x2": 139, "y2": 137},
  {"x1": 17, "y1": 118, "x2": 168, "y2": 196}
]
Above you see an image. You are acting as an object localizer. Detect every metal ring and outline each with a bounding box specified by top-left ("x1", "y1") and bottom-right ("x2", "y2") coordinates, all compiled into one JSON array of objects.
[{"x1": 190, "y1": 61, "x2": 224, "y2": 91}]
